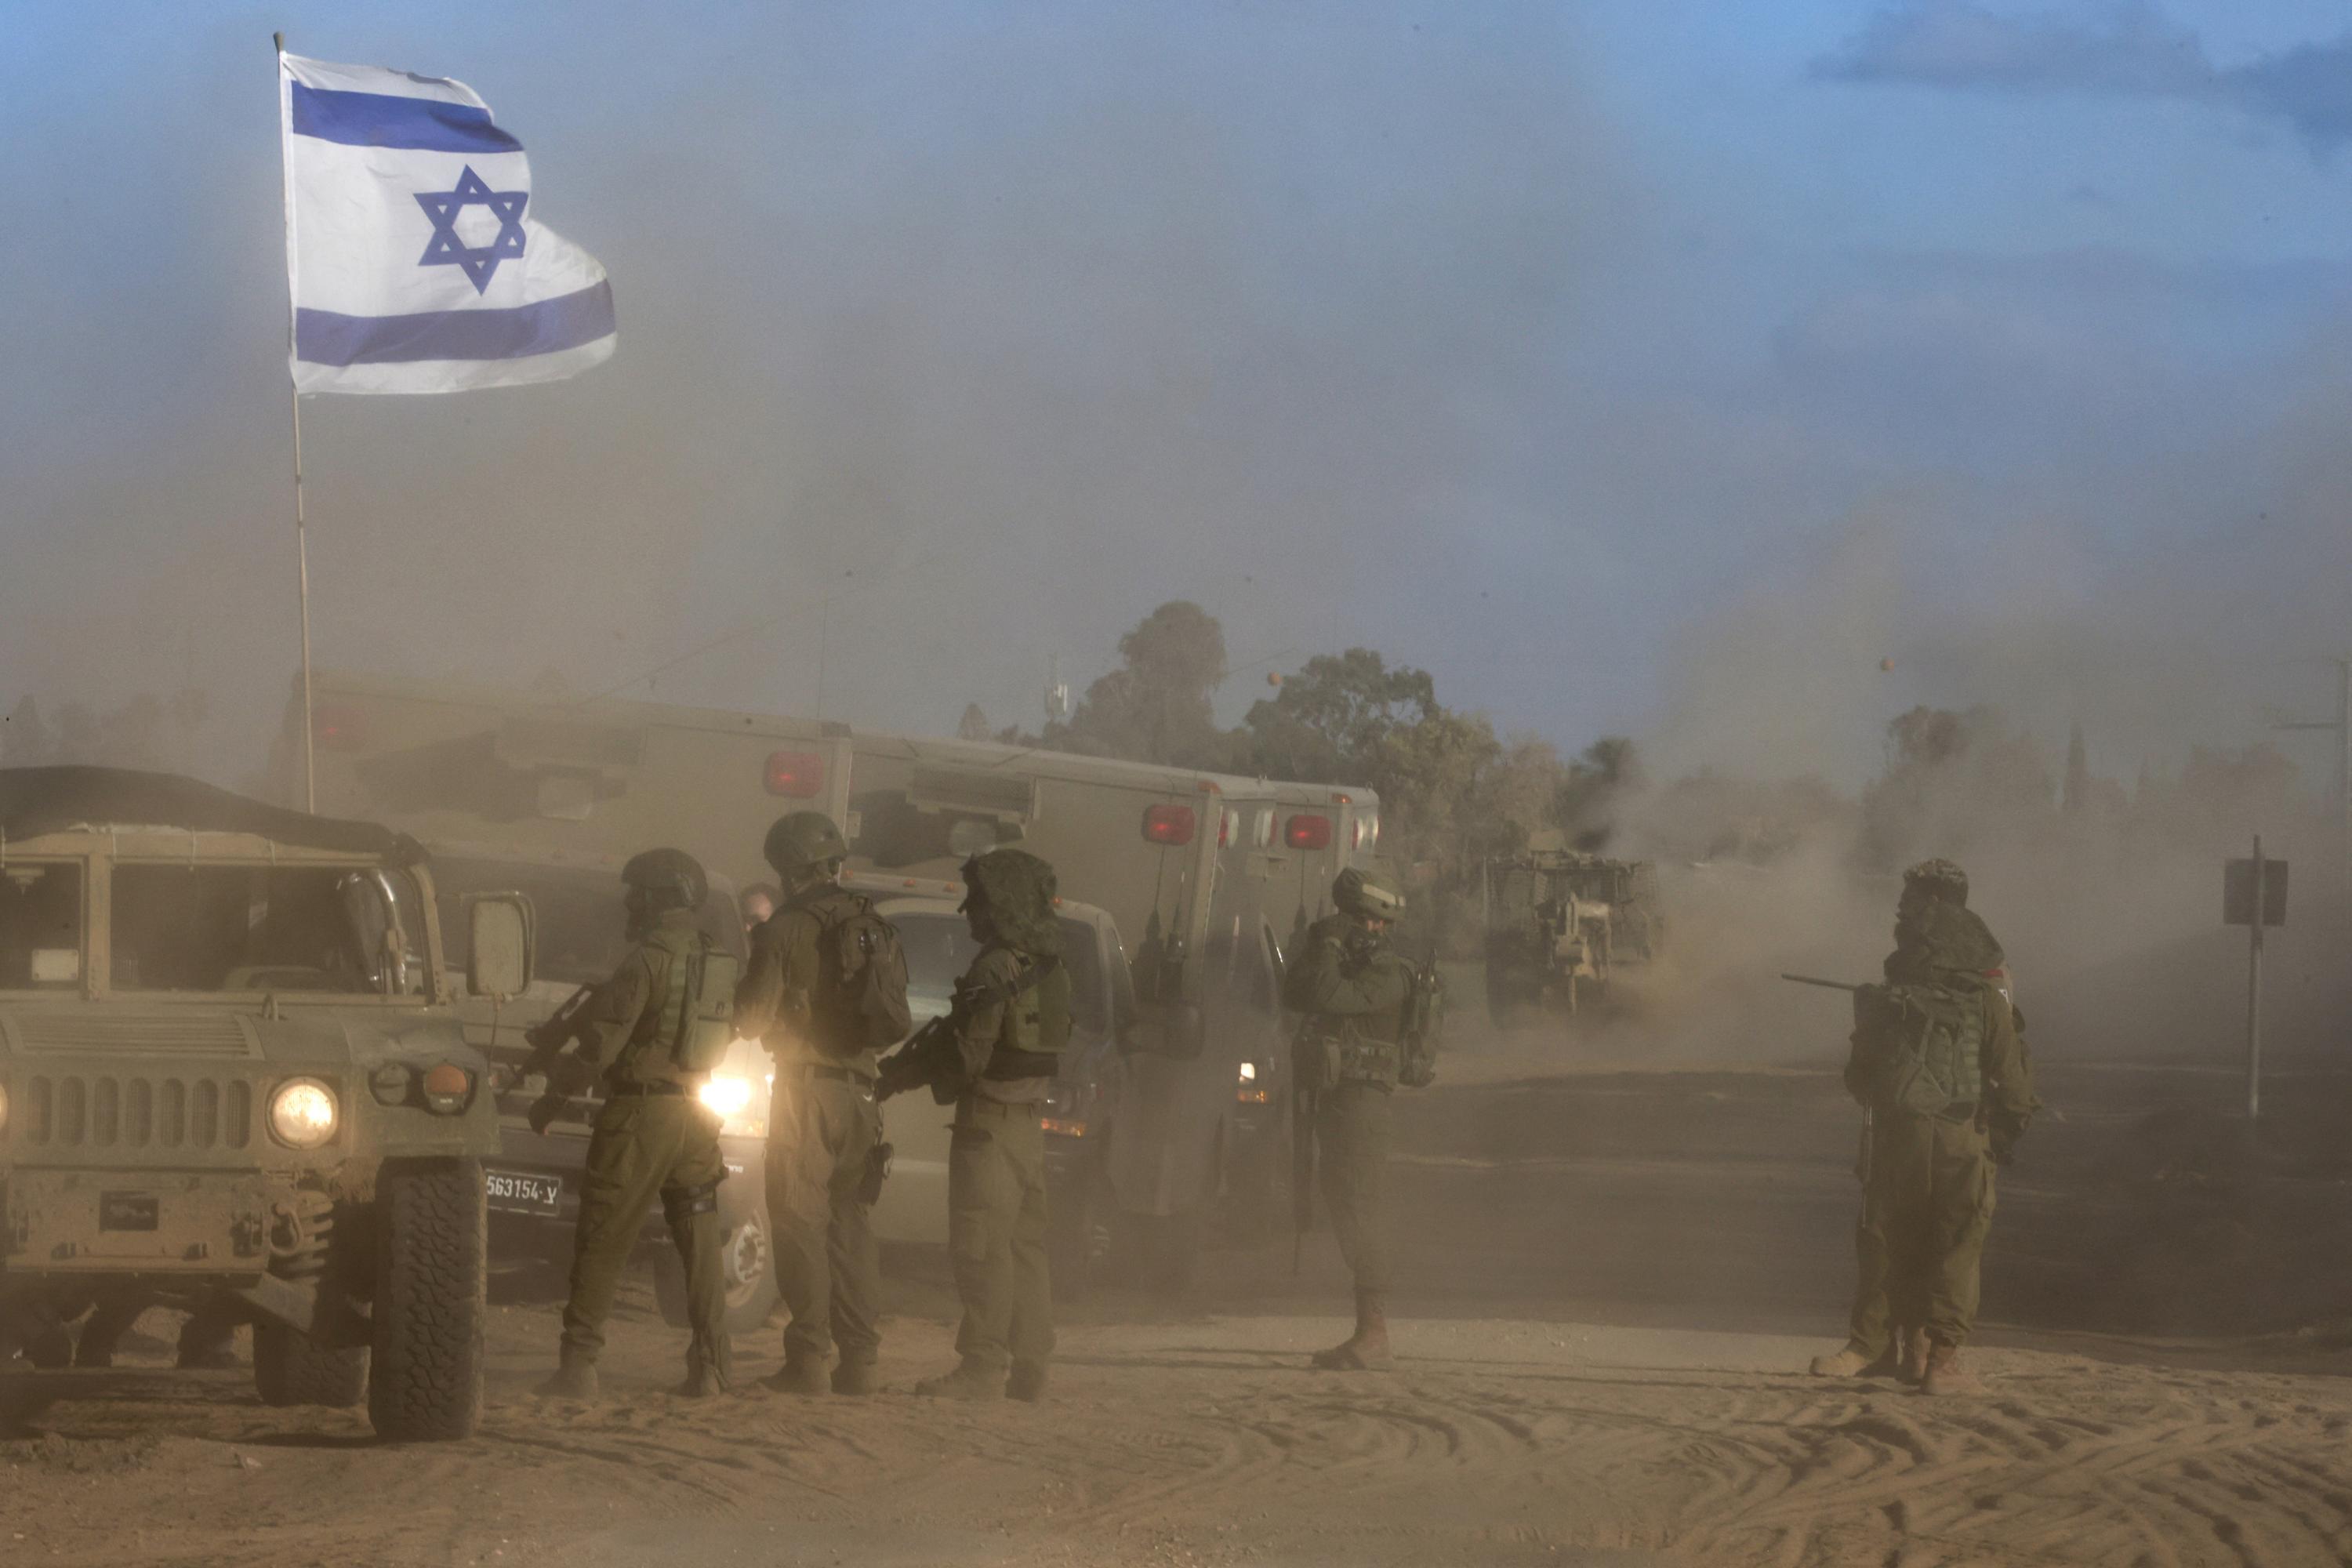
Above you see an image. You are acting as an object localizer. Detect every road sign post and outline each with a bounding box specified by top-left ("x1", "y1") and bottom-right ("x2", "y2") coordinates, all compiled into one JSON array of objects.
[{"x1": 2223, "y1": 837, "x2": 2288, "y2": 1120}]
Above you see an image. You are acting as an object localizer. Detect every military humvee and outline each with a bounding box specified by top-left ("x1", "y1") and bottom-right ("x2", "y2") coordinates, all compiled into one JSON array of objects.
[
  {"x1": 1482, "y1": 835, "x2": 1664, "y2": 1025},
  {"x1": 0, "y1": 768, "x2": 527, "y2": 1440}
]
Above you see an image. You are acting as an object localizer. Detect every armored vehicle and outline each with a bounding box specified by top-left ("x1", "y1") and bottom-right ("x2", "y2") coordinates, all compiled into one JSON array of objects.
[
  {"x1": 1482, "y1": 835, "x2": 1663, "y2": 1025},
  {"x1": 0, "y1": 768, "x2": 527, "y2": 1440}
]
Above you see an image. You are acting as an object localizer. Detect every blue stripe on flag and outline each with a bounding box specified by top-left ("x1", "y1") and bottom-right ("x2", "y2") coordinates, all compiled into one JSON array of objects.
[
  {"x1": 289, "y1": 83, "x2": 524, "y2": 154},
  {"x1": 294, "y1": 281, "x2": 614, "y2": 365}
]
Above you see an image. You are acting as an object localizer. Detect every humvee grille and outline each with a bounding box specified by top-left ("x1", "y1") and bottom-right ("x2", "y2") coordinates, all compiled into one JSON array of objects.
[{"x1": 18, "y1": 1073, "x2": 255, "y2": 1151}]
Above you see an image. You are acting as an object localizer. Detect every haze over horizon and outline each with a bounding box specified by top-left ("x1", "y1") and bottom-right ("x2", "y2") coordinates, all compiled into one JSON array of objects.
[{"x1": 5, "y1": 0, "x2": 2351, "y2": 794}]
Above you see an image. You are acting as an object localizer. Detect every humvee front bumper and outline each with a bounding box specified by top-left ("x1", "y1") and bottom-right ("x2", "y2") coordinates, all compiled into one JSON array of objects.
[{"x1": 3, "y1": 1168, "x2": 283, "y2": 1274}]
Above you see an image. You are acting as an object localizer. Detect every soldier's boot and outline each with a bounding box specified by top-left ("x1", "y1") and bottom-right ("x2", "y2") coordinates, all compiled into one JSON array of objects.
[
  {"x1": 1005, "y1": 1361, "x2": 1049, "y2": 1403},
  {"x1": 675, "y1": 1338, "x2": 733, "y2": 1399},
  {"x1": 1919, "y1": 1343, "x2": 1986, "y2": 1397},
  {"x1": 534, "y1": 1348, "x2": 602, "y2": 1403},
  {"x1": 1899, "y1": 1327, "x2": 1931, "y2": 1386},
  {"x1": 914, "y1": 1359, "x2": 1004, "y2": 1401},
  {"x1": 830, "y1": 1360, "x2": 880, "y2": 1397},
  {"x1": 1807, "y1": 1342, "x2": 1877, "y2": 1378},
  {"x1": 1311, "y1": 1292, "x2": 1392, "y2": 1371},
  {"x1": 760, "y1": 1355, "x2": 831, "y2": 1396}
]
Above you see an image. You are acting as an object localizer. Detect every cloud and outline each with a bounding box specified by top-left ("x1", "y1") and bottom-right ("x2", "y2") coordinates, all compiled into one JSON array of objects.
[{"x1": 1815, "y1": 2, "x2": 2352, "y2": 152}]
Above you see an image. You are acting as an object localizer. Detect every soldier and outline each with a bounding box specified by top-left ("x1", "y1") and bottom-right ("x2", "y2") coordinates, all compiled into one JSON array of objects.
[
  {"x1": 731, "y1": 812, "x2": 902, "y2": 1396},
  {"x1": 879, "y1": 849, "x2": 1069, "y2": 1401},
  {"x1": 535, "y1": 849, "x2": 735, "y2": 1402},
  {"x1": 1810, "y1": 858, "x2": 2036, "y2": 1396},
  {"x1": 1288, "y1": 866, "x2": 1436, "y2": 1371}
]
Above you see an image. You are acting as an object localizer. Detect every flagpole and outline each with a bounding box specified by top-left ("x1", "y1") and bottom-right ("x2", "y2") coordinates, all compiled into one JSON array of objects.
[{"x1": 275, "y1": 31, "x2": 316, "y2": 811}]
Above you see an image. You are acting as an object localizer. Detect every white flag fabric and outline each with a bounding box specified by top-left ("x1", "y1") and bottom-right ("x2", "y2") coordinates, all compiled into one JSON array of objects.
[{"x1": 278, "y1": 51, "x2": 615, "y2": 394}]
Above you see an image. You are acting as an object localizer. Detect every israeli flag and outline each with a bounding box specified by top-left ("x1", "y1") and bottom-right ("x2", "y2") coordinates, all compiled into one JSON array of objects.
[{"x1": 278, "y1": 52, "x2": 615, "y2": 394}]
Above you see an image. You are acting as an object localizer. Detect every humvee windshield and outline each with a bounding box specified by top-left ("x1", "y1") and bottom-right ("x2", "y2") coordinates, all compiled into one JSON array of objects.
[
  {"x1": 0, "y1": 862, "x2": 83, "y2": 989},
  {"x1": 894, "y1": 911, "x2": 1110, "y2": 1035},
  {"x1": 109, "y1": 864, "x2": 426, "y2": 995}
]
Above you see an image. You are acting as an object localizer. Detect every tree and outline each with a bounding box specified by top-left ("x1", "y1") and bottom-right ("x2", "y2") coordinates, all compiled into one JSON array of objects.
[
  {"x1": 956, "y1": 702, "x2": 993, "y2": 742},
  {"x1": 1048, "y1": 601, "x2": 1231, "y2": 767},
  {"x1": 1240, "y1": 649, "x2": 1439, "y2": 783}
]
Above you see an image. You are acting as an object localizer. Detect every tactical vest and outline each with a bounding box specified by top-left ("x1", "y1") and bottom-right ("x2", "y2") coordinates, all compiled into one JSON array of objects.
[
  {"x1": 1294, "y1": 982, "x2": 1410, "y2": 1091},
  {"x1": 978, "y1": 951, "x2": 1073, "y2": 1081},
  {"x1": 619, "y1": 925, "x2": 739, "y2": 1085},
  {"x1": 1866, "y1": 981, "x2": 1986, "y2": 1118}
]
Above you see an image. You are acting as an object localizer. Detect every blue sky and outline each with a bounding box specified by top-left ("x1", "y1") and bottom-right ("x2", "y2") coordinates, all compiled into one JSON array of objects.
[{"x1": 3, "y1": 1, "x2": 2350, "y2": 787}]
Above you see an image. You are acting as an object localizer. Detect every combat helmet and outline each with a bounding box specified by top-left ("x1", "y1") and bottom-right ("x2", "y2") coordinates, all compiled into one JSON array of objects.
[
  {"x1": 764, "y1": 811, "x2": 849, "y2": 875},
  {"x1": 622, "y1": 848, "x2": 708, "y2": 914},
  {"x1": 1332, "y1": 866, "x2": 1406, "y2": 922},
  {"x1": 961, "y1": 848, "x2": 1062, "y2": 955},
  {"x1": 1901, "y1": 858, "x2": 1969, "y2": 908}
]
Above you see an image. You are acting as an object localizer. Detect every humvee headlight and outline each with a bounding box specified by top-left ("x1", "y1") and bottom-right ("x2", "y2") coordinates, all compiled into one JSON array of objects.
[
  {"x1": 269, "y1": 1079, "x2": 339, "y2": 1149},
  {"x1": 697, "y1": 1073, "x2": 765, "y2": 1138}
]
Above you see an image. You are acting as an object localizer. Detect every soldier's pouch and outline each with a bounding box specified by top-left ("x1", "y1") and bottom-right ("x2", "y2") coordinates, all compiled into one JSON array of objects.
[
  {"x1": 1291, "y1": 1028, "x2": 1340, "y2": 1094},
  {"x1": 676, "y1": 946, "x2": 742, "y2": 1075}
]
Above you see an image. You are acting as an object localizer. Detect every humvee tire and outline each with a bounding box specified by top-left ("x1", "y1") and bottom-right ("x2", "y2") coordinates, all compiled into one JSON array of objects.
[
  {"x1": 651, "y1": 1214, "x2": 781, "y2": 1334},
  {"x1": 368, "y1": 1159, "x2": 487, "y2": 1442},
  {"x1": 253, "y1": 1323, "x2": 367, "y2": 1409}
]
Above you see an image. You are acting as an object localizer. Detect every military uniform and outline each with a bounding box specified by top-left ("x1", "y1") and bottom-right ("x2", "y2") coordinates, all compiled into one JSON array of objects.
[
  {"x1": 1288, "y1": 868, "x2": 1432, "y2": 1371},
  {"x1": 891, "y1": 849, "x2": 1070, "y2": 1401},
  {"x1": 1821, "y1": 893, "x2": 2035, "y2": 1395},
  {"x1": 551, "y1": 904, "x2": 733, "y2": 1397},
  {"x1": 733, "y1": 880, "x2": 885, "y2": 1391}
]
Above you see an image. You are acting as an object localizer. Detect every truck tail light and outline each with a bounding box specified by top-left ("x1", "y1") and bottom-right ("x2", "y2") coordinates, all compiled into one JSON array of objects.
[
  {"x1": 764, "y1": 750, "x2": 826, "y2": 798},
  {"x1": 1142, "y1": 804, "x2": 1196, "y2": 846},
  {"x1": 1286, "y1": 813, "x2": 1332, "y2": 850}
]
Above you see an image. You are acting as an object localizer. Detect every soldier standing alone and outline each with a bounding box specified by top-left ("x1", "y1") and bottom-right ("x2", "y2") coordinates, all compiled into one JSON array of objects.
[
  {"x1": 1289, "y1": 866, "x2": 1436, "y2": 1371},
  {"x1": 1811, "y1": 858, "x2": 2036, "y2": 1396},
  {"x1": 536, "y1": 849, "x2": 737, "y2": 1401},
  {"x1": 732, "y1": 811, "x2": 908, "y2": 1396},
  {"x1": 880, "y1": 848, "x2": 1069, "y2": 1401}
]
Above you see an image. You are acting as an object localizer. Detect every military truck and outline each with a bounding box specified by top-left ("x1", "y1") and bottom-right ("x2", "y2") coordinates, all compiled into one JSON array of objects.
[
  {"x1": 1482, "y1": 835, "x2": 1664, "y2": 1025},
  {"x1": 419, "y1": 845, "x2": 776, "y2": 1332},
  {"x1": 294, "y1": 670, "x2": 855, "y2": 896},
  {"x1": 0, "y1": 767, "x2": 528, "y2": 1440}
]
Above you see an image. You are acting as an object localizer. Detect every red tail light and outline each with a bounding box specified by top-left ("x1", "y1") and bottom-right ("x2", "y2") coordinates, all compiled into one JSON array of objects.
[
  {"x1": 764, "y1": 750, "x2": 825, "y2": 798},
  {"x1": 311, "y1": 704, "x2": 365, "y2": 751},
  {"x1": 1142, "y1": 804, "x2": 1196, "y2": 846},
  {"x1": 1285, "y1": 813, "x2": 1332, "y2": 850}
]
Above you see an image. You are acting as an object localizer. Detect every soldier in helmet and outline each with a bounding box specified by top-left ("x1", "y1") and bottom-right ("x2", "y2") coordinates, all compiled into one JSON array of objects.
[
  {"x1": 731, "y1": 811, "x2": 900, "y2": 1396},
  {"x1": 1287, "y1": 866, "x2": 1434, "y2": 1371},
  {"x1": 878, "y1": 848, "x2": 1070, "y2": 1401},
  {"x1": 533, "y1": 849, "x2": 735, "y2": 1401},
  {"x1": 1810, "y1": 857, "x2": 2036, "y2": 1396}
]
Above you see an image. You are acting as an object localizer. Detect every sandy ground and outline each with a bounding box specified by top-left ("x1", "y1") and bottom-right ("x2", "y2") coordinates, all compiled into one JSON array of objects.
[{"x1": 6, "y1": 1060, "x2": 2352, "y2": 1567}]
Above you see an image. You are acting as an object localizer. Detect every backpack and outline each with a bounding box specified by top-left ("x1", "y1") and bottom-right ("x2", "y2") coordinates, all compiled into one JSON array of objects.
[
  {"x1": 813, "y1": 896, "x2": 913, "y2": 1054},
  {"x1": 1865, "y1": 981, "x2": 1985, "y2": 1117},
  {"x1": 670, "y1": 937, "x2": 742, "y2": 1075}
]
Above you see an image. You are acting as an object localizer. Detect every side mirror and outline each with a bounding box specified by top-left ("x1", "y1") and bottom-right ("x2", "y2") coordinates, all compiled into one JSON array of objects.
[
  {"x1": 467, "y1": 894, "x2": 535, "y2": 1000},
  {"x1": 1156, "y1": 1000, "x2": 1208, "y2": 1062}
]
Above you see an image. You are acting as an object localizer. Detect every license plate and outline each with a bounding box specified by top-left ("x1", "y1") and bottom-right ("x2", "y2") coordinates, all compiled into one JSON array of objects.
[{"x1": 485, "y1": 1168, "x2": 564, "y2": 1217}]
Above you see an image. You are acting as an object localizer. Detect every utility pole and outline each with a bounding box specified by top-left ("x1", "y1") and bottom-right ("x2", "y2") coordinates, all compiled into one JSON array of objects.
[{"x1": 2270, "y1": 655, "x2": 2350, "y2": 897}]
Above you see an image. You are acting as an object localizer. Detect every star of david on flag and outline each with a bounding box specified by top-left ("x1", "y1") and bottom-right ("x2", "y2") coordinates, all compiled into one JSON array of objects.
[{"x1": 278, "y1": 50, "x2": 615, "y2": 393}]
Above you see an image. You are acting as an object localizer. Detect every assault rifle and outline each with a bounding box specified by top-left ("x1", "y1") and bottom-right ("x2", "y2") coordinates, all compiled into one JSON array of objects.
[
  {"x1": 511, "y1": 985, "x2": 598, "y2": 1134},
  {"x1": 874, "y1": 1013, "x2": 956, "y2": 1105},
  {"x1": 1779, "y1": 972, "x2": 1864, "y2": 992}
]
